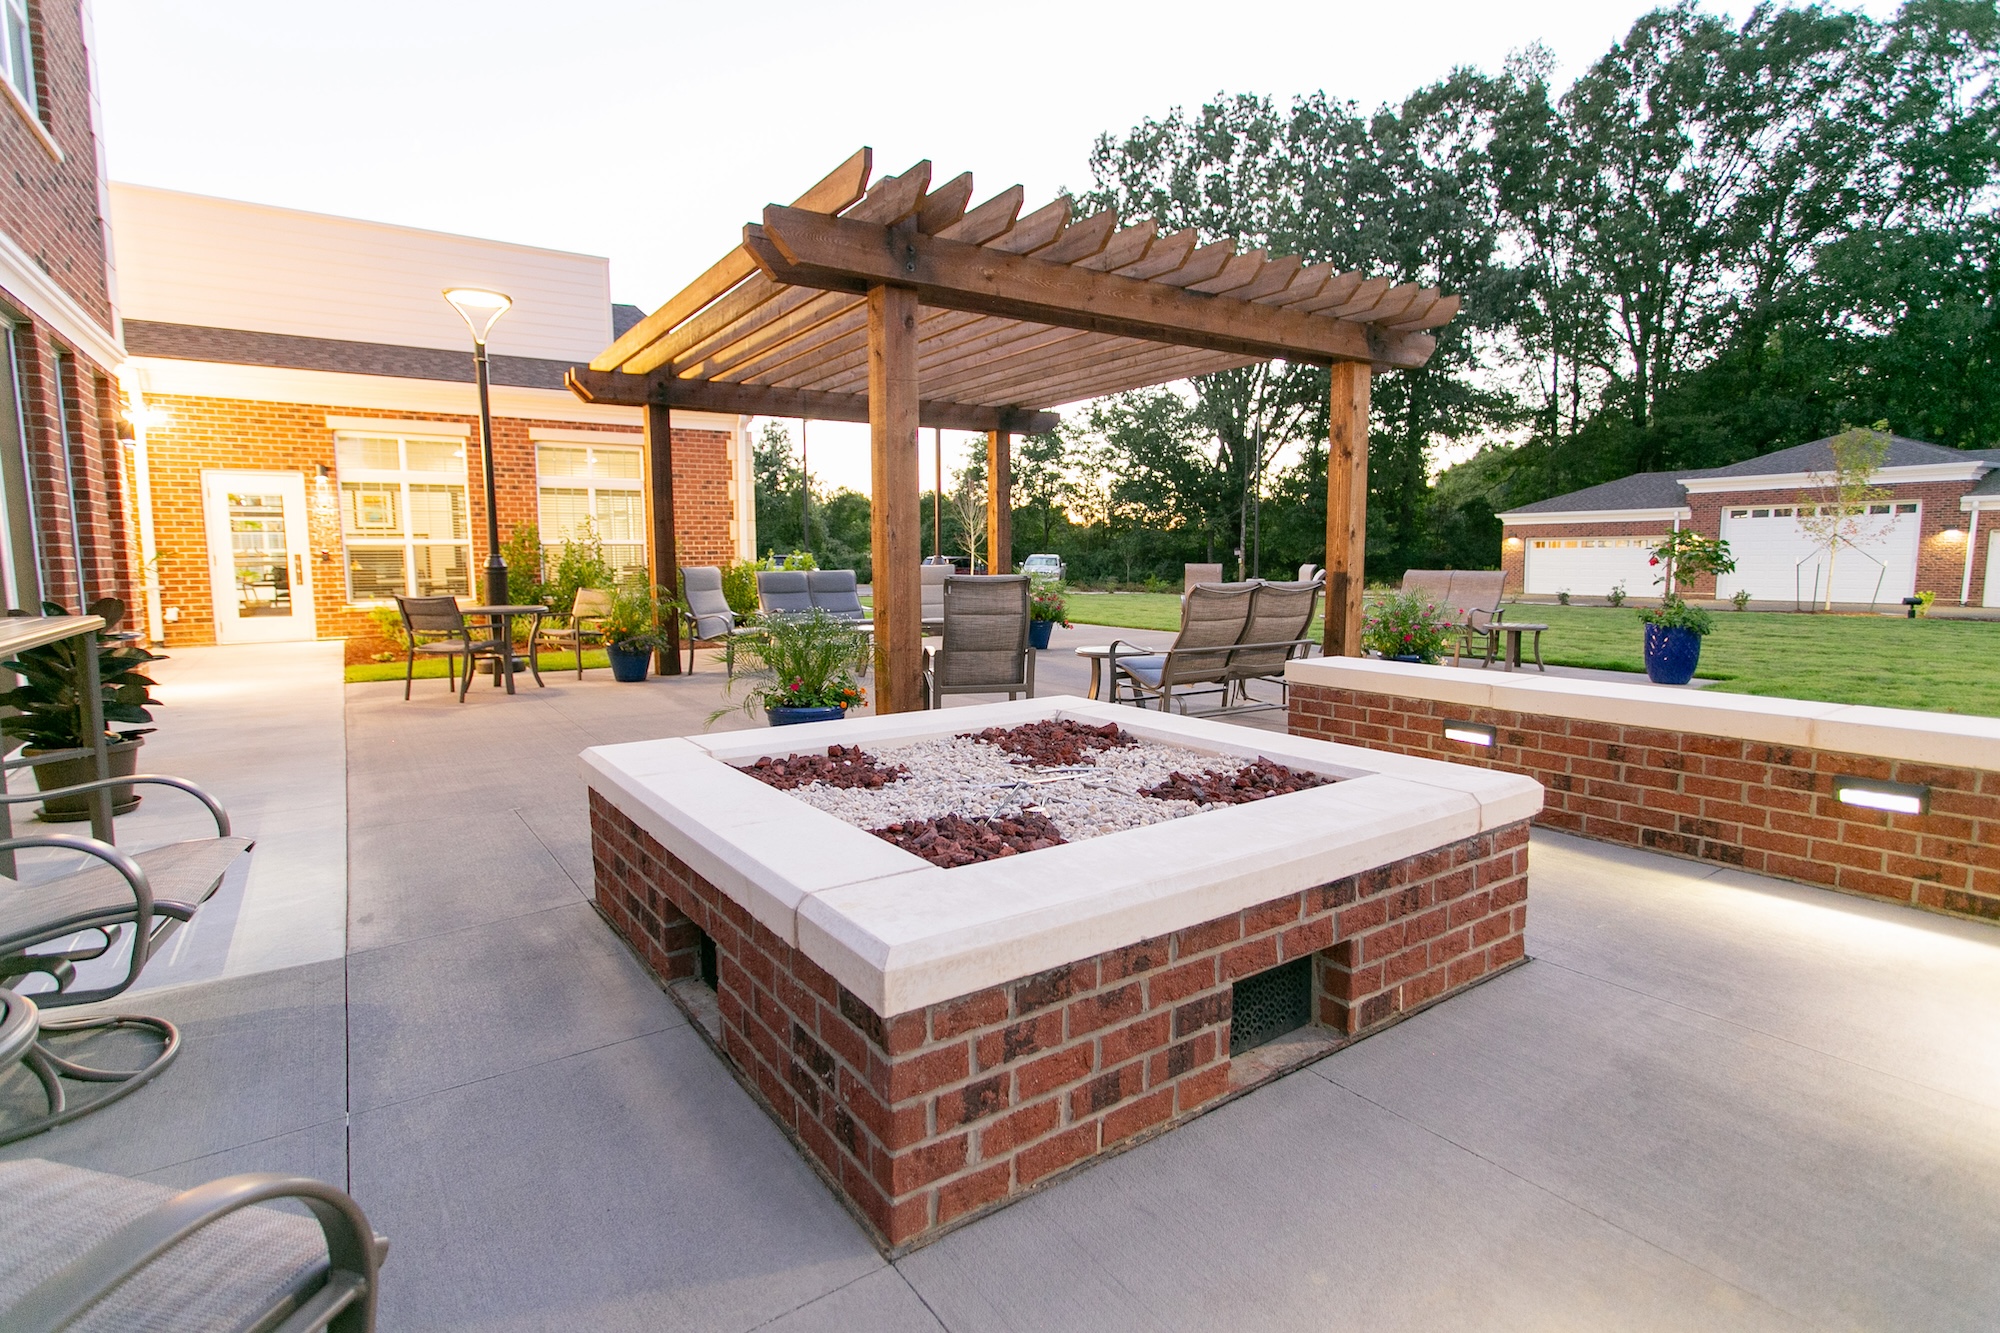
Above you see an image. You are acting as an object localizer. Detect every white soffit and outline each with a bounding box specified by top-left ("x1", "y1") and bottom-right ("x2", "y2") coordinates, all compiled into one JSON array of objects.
[
  {"x1": 325, "y1": 416, "x2": 469, "y2": 437},
  {"x1": 1498, "y1": 507, "x2": 1689, "y2": 526},
  {"x1": 1682, "y1": 463, "x2": 1987, "y2": 493},
  {"x1": 124, "y1": 357, "x2": 643, "y2": 427}
]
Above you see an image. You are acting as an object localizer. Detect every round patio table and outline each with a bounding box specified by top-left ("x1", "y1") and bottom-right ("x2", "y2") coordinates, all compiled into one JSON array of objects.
[{"x1": 462, "y1": 604, "x2": 548, "y2": 694}]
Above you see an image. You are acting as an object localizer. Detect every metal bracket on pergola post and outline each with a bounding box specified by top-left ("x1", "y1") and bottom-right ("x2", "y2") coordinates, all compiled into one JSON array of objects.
[{"x1": 566, "y1": 147, "x2": 1459, "y2": 712}]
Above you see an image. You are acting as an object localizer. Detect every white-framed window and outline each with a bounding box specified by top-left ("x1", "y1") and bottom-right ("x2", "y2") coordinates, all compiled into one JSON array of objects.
[
  {"x1": 1, "y1": 0, "x2": 33, "y2": 113},
  {"x1": 335, "y1": 432, "x2": 471, "y2": 601},
  {"x1": 535, "y1": 441, "x2": 644, "y2": 575}
]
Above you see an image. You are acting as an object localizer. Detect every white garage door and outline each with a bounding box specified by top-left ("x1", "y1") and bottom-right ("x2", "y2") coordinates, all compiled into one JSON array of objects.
[
  {"x1": 1523, "y1": 536, "x2": 1664, "y2": 598},
  {"x1": 1718, "y1": 502, "x2": 1921, "y2": 606}
]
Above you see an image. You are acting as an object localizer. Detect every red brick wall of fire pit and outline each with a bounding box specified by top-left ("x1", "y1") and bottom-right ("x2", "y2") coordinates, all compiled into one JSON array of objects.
[
  {"x1": 588, "y1": 791, "x2": 1530, "y2": 1250},
  {"x1": 1288, "y1": 681, "x2": 2000, "y2": 924}
]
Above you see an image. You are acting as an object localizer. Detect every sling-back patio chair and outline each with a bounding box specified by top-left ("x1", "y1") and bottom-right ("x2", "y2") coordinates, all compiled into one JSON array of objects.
[
  {"x1": 926, "y1": 575, "x2": 1035, "y2": 708},
  {"x1": 1225, "y1": 579, "x2": 1323, "y2": 709},
  {"x1": 755, "y1": 570, "x2": 815, "y2": 617},
  {"x1": 532, "y1": 587, "x2": 613, "y2": 681},
  {"x1": 0, "y1": 1157, "x2": 387, "y2": 1332},
  {"x1": 806, "y1": 570, "x2": 869, "y2": 623},
  {"x1": 0, "y1": 774, "x2": 250, "y2": 1146},
  {"x1": 1109, "y1": 581, "x2": 1258, "y2": 713},
  {"x1": 392, "y1": 595, "x2": 511, "y2": 702},
  {"x1": 679, "y1": 566, "x2": 747, "y2": 674},
  {"x1": 919, "y1": 564, "x2": 950, "y2": 634}
]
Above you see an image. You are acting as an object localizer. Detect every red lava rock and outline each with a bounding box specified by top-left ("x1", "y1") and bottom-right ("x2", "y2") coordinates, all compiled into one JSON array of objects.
[
  {"x1": 740, "y1": 745, "x2": 908, "y2": 791},
  {"x1": 867, "y1": 811, "x2": 1068, "y2": 868},
  {"x1": 961, "y1": 719, "x2": 1135, "y2": 767},
  {"x1": 1140, "y1": 757, "x2": 1333, "y2": 806}
]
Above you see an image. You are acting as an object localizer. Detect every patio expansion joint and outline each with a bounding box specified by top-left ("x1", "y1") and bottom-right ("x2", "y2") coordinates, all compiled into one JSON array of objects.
[
  {"x1": 342, "y1": 895, "x2": 591, "y2": 960},
  {"x1": 1525, "y1": 953, "x2": 2000, "y2": 1117},
  {"x1": 740, "y1": 1262, "x2": 937, "y2": 1333},
  {"x1": 511, "y1": 805, "x2": 586, "y2": 895},
  {"x1": 1309, "y1": 1066, "x2": 1813, "y2": 1326},
  {"x1": 349, "y1": 1022, "x2": 696, "y2": 1118}
]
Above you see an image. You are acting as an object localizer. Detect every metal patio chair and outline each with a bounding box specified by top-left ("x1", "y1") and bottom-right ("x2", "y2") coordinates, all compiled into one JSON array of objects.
[
  {"x1": 755, "y1": 570, "x2": 815, "y2": 617},
  {"x1": 1225, "y1": 579, "x2": 1323, "y2": 709},
  {"x1": 0, "y1": 1158, "x2": 386, "y2": 1332},
  {"x1": 679, "y1": 566, "x2": 745, "y2": 674},
  {"x1": 926, "y1": 575, "x2": 1035, "y2": 707},
  {"x1": 1109, "y1": 581, "x2": 1258, "y2": 713},
  {"x1": 919, "y1": 564, "x2": 950, "y2": 634},
  {"x1": 0, "y1": 775, "x2": 250, "y2": 1146},
  {"x1": 533, "y1": 587, "x2": 612, "y2": 681},
  {"x1": 392, "y1": 595, "x2": 508, "y2": 702},
  {"x1": 806, "y1": 569, "x2": 869, "y2": 623}
]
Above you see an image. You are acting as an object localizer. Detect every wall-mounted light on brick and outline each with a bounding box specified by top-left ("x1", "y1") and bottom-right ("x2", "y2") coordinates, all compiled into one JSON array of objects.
[
  {"x1": 1442, "y1": 719, "x2": 1496, "y2": 747},
  {"x1": 1833, "y1": 775, "x2": 1929, "y2": 816}
]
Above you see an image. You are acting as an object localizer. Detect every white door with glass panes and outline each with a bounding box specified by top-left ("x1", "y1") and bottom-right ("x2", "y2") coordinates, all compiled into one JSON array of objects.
[
  {"x1": 202, "y1": 471, "x2": 316, "y2": 643},
  {"x1": 335, "y1": 433, "x2": 473, "y2": 604}
]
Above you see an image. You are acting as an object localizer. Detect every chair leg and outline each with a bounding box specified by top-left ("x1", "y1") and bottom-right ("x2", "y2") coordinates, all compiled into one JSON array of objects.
[
  {"x1": 459, "y1": 651, "x2": 475, "y2": 702},
  {"x1": 578, "y1": 638, "x2": 587, "y2": 681},
  {"x1": 404, "y1": 647, "x2": 416, "y2": 701},
  {"x1": 526, "y1": 639, "x2": 545, "y2": 688},
  {"x1": 0, "y1": 1013, "x2": 182, "y2": 1148}
]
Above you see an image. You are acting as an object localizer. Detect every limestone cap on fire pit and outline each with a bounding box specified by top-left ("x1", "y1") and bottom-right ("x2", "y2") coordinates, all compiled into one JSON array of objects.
[{"x1": 581, "y1": 696, "x2": 1541, "y2": 1016}]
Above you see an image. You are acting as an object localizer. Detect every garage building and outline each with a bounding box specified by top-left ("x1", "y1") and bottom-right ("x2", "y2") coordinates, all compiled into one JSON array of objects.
[{"x1": 1497, "y1": 436, "x2": 2000, "y2": 608}]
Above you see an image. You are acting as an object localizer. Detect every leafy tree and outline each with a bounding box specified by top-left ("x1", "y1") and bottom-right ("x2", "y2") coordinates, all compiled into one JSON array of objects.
[{"x1": 1795, "y1": 422, "x2": 1895, "y2": 608}]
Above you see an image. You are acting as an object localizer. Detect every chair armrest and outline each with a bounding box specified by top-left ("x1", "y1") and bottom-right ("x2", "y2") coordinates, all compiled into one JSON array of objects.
[
  {"x1": 0, "y1": 833, "x2": 153, "y2": 952},
  {"x1": 10, "y1": 1172, "x2": 386, "y2": 1333},
  {"x1": 0, "y1": 775, "x2": 230, "y2": 836}
]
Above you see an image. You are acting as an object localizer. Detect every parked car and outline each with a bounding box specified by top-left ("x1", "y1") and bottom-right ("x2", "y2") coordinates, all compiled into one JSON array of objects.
[
  {"x1": 924, "y1": 555, "x2": 987, "y2": 574},
  {"x1": 1022, "y1": 553, "x2": 1065, "y2": 580}
]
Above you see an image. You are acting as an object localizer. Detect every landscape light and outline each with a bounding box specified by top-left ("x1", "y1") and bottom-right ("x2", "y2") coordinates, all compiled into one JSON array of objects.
[
  {"x1": 443, "y1": 287, "x2": 514, "y2": 607},
  {"x1": 1833, "y1": 775, "x2": 1928, "y2": 816},
  {"x1": 444, "y1": 287, "x2": 512, "y2": 344},
  {"x1": 1442, "y1": 720, "x2": 1496, "y2": 747}
]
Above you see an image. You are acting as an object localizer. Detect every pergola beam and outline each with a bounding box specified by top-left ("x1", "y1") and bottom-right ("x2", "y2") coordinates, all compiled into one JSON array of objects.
[
  {"x1": 749, "y1": 209, "x2": 1435, "y2": 370},
  {"x1": 565, "y1": 366, "x2": 1057, "y2": 435}
]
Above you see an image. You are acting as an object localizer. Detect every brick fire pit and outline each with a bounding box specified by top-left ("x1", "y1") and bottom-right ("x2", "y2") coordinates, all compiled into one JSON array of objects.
[{"x1": 583, "y1": 697, "x2": 1541, "y2": 1251}]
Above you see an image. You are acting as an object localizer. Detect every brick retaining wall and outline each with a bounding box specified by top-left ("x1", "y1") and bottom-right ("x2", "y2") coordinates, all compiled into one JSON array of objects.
[
  {"x1": 1289, "y1": 681, "x2": 2000, "y2": 924},
  {"x1": 589, "y1": 790, "x2": 1530, "y2": 1250}
]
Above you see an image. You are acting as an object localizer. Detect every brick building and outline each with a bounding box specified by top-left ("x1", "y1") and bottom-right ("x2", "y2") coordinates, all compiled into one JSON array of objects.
[
  {"x1": 1497, "y1": 436, "x2": 2000, "y2": 608},
  {"x1": 110, "y1": 184, "x2": 755, "y2": 652},
  {"x1": 0, "y1": 0, "x2": 131, "y2": 614}
]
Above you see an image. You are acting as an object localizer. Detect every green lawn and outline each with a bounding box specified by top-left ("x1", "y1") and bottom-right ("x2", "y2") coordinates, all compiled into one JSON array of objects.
[
  {"x1": 1060, "y1": 592, "x2": 2000, "y2": 716},
  {"x1": 345, "y1": 648, "x2": 612, "y2": 683}
]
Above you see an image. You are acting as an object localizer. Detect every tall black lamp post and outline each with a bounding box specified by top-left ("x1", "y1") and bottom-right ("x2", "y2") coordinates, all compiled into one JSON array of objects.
[{"x1": 445, "y1": 286, "x2": 514, "y2": 606}]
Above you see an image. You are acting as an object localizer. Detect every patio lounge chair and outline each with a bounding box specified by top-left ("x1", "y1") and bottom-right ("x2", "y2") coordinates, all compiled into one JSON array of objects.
[
  {"x1": 1109, "y1": 581, "x2": 1258, "y2": 713},
  {"x1": 680, "y1": 566, "x2": 742, "y2": 674},
  {"x1": 1225, "y1": 579, "x2": 1322, "y2": 707},
  {"x1": 393, "y1": 595, "x2": 513, "y2": 702},
  {"x1": 1399, "y1": 569, "x2": 1509, "y2": 665},
  {"x1": 806, "y1": 570, "x2": 869, "y2": 622},
  {"x1": 0, "y1": 1157, "x2": 386, "y2": 1331},
  {"x1": 533, "y1": 587, "x2": 612, "y2": 681},
  {"x1": 755, "y1": 570, "x2": 815, "y2": 617},
  {"x1": 0, "y1": 775, "x2": 249, "y2": 1145},
  {"x1": 920, "y1": 564, "x2": 949, "y2": 633},
  {"x1": 926, "y1": 575, "x2": 1035, "y2": 707}
]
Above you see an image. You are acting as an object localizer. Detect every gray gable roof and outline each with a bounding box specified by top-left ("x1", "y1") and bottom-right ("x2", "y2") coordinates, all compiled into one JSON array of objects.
[
  {"x1": 1504, "y1": 434, "x2": 1998, "y2": 519},
  {"x1": 611, "y1": 303, "x2": 646, "y2": 338}
]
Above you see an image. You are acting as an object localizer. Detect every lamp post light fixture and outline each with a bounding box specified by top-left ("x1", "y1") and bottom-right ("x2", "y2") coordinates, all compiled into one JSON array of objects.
[{"x1": 444, "y1": 287, "x2": 514, "y2": 607}]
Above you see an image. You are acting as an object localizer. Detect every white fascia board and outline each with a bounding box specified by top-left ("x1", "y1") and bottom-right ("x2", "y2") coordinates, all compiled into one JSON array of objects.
[
  {"x1": 1498, "y1": 507, "x2": 1688, "y2": 526},
  {"x1": 123, "y1": 356, "x2": 643, "y2": 426},
  {"x1": 1683, "y1": 463, "x2": 1986, "y2": 493},
  {"x1": 325, "y1": 416, "x2": 468, "y2": 437},
  {"x1": 1961, "y1": 494, "x2": 2000, "y2": 511},
  {"x1": 0, "y1": 226, "x2": 124, "y2": 370}
]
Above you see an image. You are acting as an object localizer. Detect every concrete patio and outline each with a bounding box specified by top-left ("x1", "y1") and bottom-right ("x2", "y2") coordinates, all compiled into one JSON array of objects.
[{"x1": 3, "y1": 633, "x2": 1997, "y2": 1330}]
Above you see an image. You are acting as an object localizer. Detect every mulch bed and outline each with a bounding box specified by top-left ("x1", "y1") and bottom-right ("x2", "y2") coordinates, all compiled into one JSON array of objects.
[
  {"x1": 868, "y1": 811, "x2": 1068, "y2": 867},
  {"x1": 739, "y1": 745, "x2": 908, "y2": 791},
  {"x1": 962, "y1": 719, "x2": 1136, "y2": 767},
  {"x1": 1140, "y1": 757, "x2": 1333, "y2": 806}
]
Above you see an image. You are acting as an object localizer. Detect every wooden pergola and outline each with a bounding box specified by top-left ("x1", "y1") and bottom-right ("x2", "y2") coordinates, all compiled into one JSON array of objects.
[{"x1": 567, "y1": 148, "x2": 1458, "y2": 712}]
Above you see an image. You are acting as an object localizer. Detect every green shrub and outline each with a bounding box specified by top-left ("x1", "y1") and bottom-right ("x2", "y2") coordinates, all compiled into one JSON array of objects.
[
  {"x1": 1362, "y1": 590, "x2": 1456, "y2": 663},
  {"x1": 720, "y1": 560, "x2": 761, "y2": 617},
  {"x1": 543, "y1": 524, "x2": 616, "y2": 618}
]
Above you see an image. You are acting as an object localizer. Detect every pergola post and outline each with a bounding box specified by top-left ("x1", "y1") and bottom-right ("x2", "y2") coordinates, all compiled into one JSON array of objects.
[
  {"x1": 1323, "y1": 360, "x2": 1370, "y2": 656},
  {"x1": 986, "y1": 429, "x2": 1012, "y2": 574},
  {"x1": 644, "y1": 398, "x2": 683, "y2": 675},
  {"x1": 868, "y1": 284, "x2": 924, "y2": 712}
]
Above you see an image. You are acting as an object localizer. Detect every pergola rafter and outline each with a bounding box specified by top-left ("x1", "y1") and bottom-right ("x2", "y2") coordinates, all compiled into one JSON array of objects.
[{"x1": 569, "y1": 148, "x2": 1458, "y2": 707}]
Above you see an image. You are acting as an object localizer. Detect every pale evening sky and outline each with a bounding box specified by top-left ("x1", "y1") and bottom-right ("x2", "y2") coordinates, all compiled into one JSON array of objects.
[{"x1": 92, "y1": 1, "x2": 1900, "y2": 501}]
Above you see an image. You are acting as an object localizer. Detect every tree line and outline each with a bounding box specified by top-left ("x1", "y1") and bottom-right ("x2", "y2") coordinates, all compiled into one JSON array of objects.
[{"x1": 754, "y1": 2, "x2": 2000, "y2": 585}]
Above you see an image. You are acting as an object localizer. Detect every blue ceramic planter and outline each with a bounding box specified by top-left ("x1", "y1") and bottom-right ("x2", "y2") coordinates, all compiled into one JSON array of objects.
[
  {"x1": 606, "y1": 644, "x2": 651, "y2": 682},
  {"x1": 1028, "y1": 619, "x2": 1055, "y2": 650},
  {"x1": 768, "y1": 705, "x2": 847, "y2": 727},
  {"x1": 1642, "y1": 624, "x2": 1703, "y2": 686}
]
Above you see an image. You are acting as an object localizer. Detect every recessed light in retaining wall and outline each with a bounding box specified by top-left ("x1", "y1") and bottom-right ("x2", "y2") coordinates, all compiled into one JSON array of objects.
[
  {"x1": 1443, "y1": 720, "x2": 1496, "y2": 747},
  {"x1": 1833, "y1": 775, "x2": 1929, "y2": 816}
]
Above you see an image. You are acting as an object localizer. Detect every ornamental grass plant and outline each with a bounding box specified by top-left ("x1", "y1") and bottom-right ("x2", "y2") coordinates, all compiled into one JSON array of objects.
[{"x1": 714, "y1": 608, "x2": 869, "y2": 722}]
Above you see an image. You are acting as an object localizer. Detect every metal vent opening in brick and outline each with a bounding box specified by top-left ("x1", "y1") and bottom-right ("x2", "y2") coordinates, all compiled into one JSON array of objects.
[{"x1": 1229, "y1": 956, "x2": 1314, "y2": 1056}]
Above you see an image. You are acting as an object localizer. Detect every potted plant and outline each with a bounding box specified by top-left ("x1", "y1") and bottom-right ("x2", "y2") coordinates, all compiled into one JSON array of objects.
[
  {"x1": 1362, "y1": 591, "x2": 1455, "y2": 664},
  {"x1": 1640, "y1": 530, "x2": 1736, "y2": 685},
  {"x1": 715, "y1": 609, "x2": 868, "y2": 726},
  {"x1": 600, "y1": 584, "x2": 678, "y2": 683},
  {"x1": 1028, "y1": 576, "x2": 1070, "y2": 651},
  {"x1": 0, "y1": 598, "x2": 164, "y2": 821}
]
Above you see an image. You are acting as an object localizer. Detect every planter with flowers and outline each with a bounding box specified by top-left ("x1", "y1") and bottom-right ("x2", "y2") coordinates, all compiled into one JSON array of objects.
[
  {"x1": 1028, "y1": 577, "x2": 1070, "y2": 650},
  {"x1": 1640, "y1": 531, "x2": 1736, "y2": 685},
  {"x1": 1362, "y1": 591, "x2": 1456, "y2": 664},
  {"x1": 0, "y1": 598, "x2": 165, "y2": 821},
  {"x1": 601, "y1": 584, "x2": 682, "y2": 682},
  {"x1": 716, "y1": 609, "x2": 870, "y2": 726}
]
